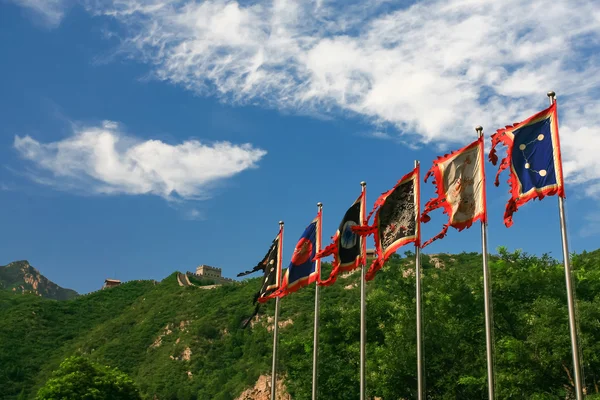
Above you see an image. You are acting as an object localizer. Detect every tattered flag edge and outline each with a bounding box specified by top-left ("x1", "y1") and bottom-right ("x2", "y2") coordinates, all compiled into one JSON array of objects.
[
  {"x1": 264, "y1": 213, "x2": 321, "y2": 300},
  {"x1": 489, "y1": 102, "x2": 565, "y2": 228},
  {"x1": 316, "y1": 193, "x2": 365, "y2": 287},
  {"x1": 421, "y1": 137, "x2": 486, "y2": 247},
  {"x1": 353, "y1": 167, "x2": 419, "y2": 281}
]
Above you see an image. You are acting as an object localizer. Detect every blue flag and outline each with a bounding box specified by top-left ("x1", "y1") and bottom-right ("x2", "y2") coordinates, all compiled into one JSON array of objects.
[
  {"x1": 276, "y1": 214, "x2": 320, "y2": 297},
  {"x1": 489, "y1": 102, "x2": 565, "y2": 227}
]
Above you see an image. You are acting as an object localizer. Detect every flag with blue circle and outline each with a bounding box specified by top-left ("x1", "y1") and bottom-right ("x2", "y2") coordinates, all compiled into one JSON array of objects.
[
  {"x1": 489, "y1": 102, "x2": 565, "y2": 227},
  {"x1": 275, "y1": 213, "x2": 321, "y2": 297},
  {"x1": 315, "y1": 192, "x2": 365, "y2": 286}
]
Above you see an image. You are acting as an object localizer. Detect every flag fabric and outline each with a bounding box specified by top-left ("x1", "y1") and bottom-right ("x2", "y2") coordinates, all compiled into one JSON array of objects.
[
  {"x1": 421, "y1": 136, "x2": 486, "y2": 247},
  {"x1": 315, "y1": 192, "x2": 365, "y2": 286},
  {"x1": 354, "y1": 167, "x2": 420, "y2": 281},
  {"x1": 489, "y1": 102, "x2": 565, "y2": 227},
  {"x1": 274, "y1": 212, "x2": 322, "y2": 297},
  {"x1": 237, "y1": 229, "x2": 282, "y2": 304}
]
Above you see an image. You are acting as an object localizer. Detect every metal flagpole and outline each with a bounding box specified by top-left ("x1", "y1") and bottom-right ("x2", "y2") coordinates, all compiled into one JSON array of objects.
[
  {"x1": 414, "y1": 160, "x2": 424, "y2": 400},
  {"x1": 547, "y1": 91, "x2": 584, "y2": 400},
  {"x1": 476, "y1": 126, "x2": 495, "y2": 400},
  {"x1": 312, "y1": 203, "x2": 323, "y2": 400},
  {"x1": 360, "y1": 181, "x2": 367, "y2": 400},
  {"x1": 271, "y1": 221, "x2": 284, "y2": 400}
]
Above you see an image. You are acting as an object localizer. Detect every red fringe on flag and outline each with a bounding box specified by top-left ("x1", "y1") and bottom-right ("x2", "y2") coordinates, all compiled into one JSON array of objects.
[
  {"x1": 490, "y1": 125, "x2": 529, "y2": 228},
  {"x1": 315, "y1": 241, "x2": 337, "y2": 260},
  {"x1": 314, "y1": 240, "x2": 340, "y2": 286},
  {"x1": 489, "y1": 102, "x2": 564, "y2": 228},
  {"x1": 354, "y1": 168, "x2": 419, "y2": 281},
  {"x1": 314, "y1": 192, "x2": 365, "y2": 287},
  {"x1": 421, "y1": 138, "x2": 484, "y2": 247}
]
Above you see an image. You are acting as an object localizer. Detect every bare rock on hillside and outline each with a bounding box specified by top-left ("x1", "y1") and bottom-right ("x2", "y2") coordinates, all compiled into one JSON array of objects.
[{"x1": 235, "y1": 375, "x2": 291, "y2": 400}]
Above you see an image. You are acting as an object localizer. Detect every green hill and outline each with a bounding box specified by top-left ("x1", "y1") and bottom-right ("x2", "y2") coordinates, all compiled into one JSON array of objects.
[
  {"x1": 0, "y1": 261, "x2": 78, "y2": 300},
  {"x1": 1, "y1": 248, "x2": 600, "y2": 399}
]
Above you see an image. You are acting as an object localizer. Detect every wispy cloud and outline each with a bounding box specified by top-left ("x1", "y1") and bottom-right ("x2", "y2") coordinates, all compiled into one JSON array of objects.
[
  {"x1": 9, "y1": 0, "x2": 600, "y2": 195},
  {"x1": 81, "y1": 0, "x2": 600, "y2": 195},
  {"x1": 8, "y1": 0, "x2": 70, "y2": 27},
  {"x1": 183, "y1": 207, "x2": 205, "y2": 220},
  {"x1": 13, "y1": 120, "x2": 266, "y2": 200}
]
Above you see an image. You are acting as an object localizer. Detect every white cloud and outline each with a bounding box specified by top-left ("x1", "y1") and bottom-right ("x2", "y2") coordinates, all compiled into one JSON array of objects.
[
  {"x1": 183, "y1": 207, "x2": 205, "y2": 220},
  {"x1": 83, "y1": 0, "x2": 600, "y2": 195},
  {"x1": 8, "y1": 0, "x2": 69, "y2": 27},
  {"x1": 13, "y1": 121, "x2": 266, "y2": 200},
  {"x1": 11, "y1": 0, "x2": 599, "y2": 193}
]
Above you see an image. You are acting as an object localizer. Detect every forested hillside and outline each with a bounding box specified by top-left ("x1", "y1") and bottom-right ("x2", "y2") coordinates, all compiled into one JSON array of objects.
[
  {"x1": 0, "y1": 261, "x2": 78, "y2": 300},
  {"x1": 1, "y1": 248, "x2": 600, "y2": 399}
]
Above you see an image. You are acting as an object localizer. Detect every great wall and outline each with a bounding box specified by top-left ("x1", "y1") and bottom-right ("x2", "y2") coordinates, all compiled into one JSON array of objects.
[{"x1": 100, "y1": 264, "x2": 235, "y2": 292}]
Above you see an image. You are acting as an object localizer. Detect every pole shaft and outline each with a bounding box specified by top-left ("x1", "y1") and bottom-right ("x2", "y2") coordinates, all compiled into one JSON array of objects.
[
  {"x1": 476, "y1": 126, "x2": 495, "y2": 400},
  {"x1": 360, "y1": 182, "x2": 367, "y2": 400},
  {"x1": 312, "y1": 204, "x2": 323, "y2": 400},
  {"x1": 414, "y1": 160, "x2": 424, "y2": 400},
  {"x1": 360, "y1": 264, "x2": 366, "y2": 400},
  {"x1": 548, "y1": 93, "x2": 584, "y2": 399},
  {"x1": 312, "y1": 285, "x2": 320, "y2": 400},
  {"x1": 271, "y1": 222, "x2": 284, "y2": 400},
  {"x1": 271, "y1": 296, "x2": 280, "y2": 400},
  {"x1": 559, "y1": 196, "x2": 584, "y2": 399},
  {"x1": 415, "y1": 242, "x2": 423, "y2": 400},
  {"x1": 481, "y1": 220, "x2": 495, "y2": 400}
]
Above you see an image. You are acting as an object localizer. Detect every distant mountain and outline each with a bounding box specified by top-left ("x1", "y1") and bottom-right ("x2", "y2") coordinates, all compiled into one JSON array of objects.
[{"x1": 0, "y1": 260, "x2": 78, "y2": 300}]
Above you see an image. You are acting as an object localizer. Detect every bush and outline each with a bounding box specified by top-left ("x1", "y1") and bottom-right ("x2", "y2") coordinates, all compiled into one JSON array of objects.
[{"x1": 35, "y1": 356, "x2": 142, "y2": 400}]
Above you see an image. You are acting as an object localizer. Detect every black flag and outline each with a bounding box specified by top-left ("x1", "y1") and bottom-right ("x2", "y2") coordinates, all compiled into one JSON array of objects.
[
  {"x1": 377, "y1": 176, "x2": 417, "y2": 254},
  {"x1": 338, "y1": 198, "x2": 363, "y2": 264},
  {"x1": 354, "y1": 166, "x2": 420, "y2": 280},
  {"x1": 238, "y1": 231, "x2": 282, "y2": 328},
  {"x1": 316, "y1": 193, "x2": 364, "y2": 286}
]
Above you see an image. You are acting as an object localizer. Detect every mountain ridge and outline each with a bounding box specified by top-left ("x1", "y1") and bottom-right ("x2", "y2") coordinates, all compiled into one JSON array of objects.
[{"x1": 0, "y1": 260, "x2": 78, "y2": 300}]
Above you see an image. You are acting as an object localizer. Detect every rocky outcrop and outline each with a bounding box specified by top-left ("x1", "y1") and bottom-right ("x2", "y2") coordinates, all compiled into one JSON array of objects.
[
  {"x1": 266, "y1": 317, "x2": 293, "y2": 332},
  {"x1": 429, "y1": 255, "x2": 445, "y2": 269},
  {"x1": 249, "y1": 315, "x2": 294, "y2": 331},
  {"x1": 0, "y1": 260, "x2": 78, "y2": 300},
  {"x1": 150, "y1": 323, "x2": 174, "y2": 348},
  {"x1": 235, "y1": 375, "x2": 290, "y2": 400}
]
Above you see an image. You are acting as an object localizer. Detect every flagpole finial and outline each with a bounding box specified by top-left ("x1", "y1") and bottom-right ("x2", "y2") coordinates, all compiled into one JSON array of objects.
[
  {"x1": 360, "y1": 181, "x2": 366, "y2": 187},
  {"x1": 547, "y1": 90, "x2": 556, "y2": 99},
  {"x1": 414, "y1": 160, "x2": 419, "y2": 168},
  {"x1": 476, "y1": 126, "x2": 484, "y2": 138},
  {"x1": 279, "y1": 220, "x2": 284, "y2": 226},
  {"x1": 317, "y1": 202, "x2": 323, "y2": 209}
]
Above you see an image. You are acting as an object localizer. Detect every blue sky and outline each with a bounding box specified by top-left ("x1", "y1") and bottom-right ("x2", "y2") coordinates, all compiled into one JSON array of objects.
[{"x1": 1, "y1": 0, "x2": 599, "y2": 294}]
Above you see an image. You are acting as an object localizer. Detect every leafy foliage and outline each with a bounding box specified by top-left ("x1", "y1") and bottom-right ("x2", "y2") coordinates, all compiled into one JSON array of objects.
[
  {"x1": 35, "y1": 356, "x2": 141, "y2": 400},
  {"x1": 1, "y1": 249, "x2": 600, "y2": 399}
]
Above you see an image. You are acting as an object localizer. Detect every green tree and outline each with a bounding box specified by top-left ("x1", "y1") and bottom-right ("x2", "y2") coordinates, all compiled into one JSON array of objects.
[{"x1": 35, "y1": 356, "x2": 142, "y2": 400}]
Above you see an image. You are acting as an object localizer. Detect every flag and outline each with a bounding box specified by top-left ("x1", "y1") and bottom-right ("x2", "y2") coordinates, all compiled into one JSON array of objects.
[
  {"x1": 354, "y1": 167, "x2": 420, "y2": 281},
  {"x1": 274, "y1": 212, "x2": 321, "y2": 297},
  {"x1": 421, "y1": 136, "x2": 486, "y2": 247},
  {"x1": 489, "y1": 102, "x2": 565, "y2": 227},
  {"x1": 237, "y1": 229, "x2": 282, "y2": 306},
  {"x1": 315, "y1": 192, "x2": 365, "y2": 286}
]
